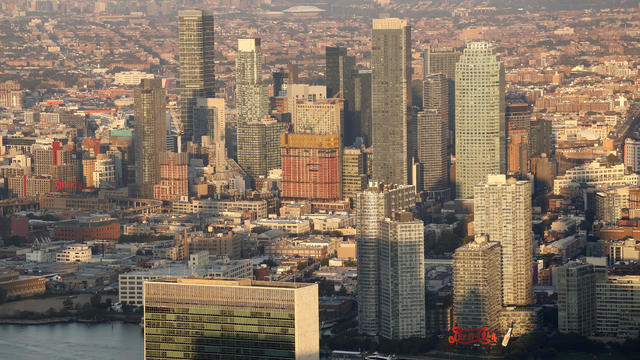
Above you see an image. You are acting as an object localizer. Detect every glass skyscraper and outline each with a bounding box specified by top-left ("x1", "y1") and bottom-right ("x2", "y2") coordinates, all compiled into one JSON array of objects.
[
  {"x1": 178, "y1": 10, "x2": 215, "y2": 145},
  {"x1": 143, "y1": 278, "x2": 319, "y2": 360},
  {"x1": 356, "y1": 183, "x2": 416, "y2": 336},
  {"x1": 418, "y1": 73, "x2": 450, "y2": 200},
  {"x1": 371, "y1": 18, "x2": 412, "y2": 185},
  {"x1": 454, "y1": 42, "x2": 505, "y2": 199},
  {"x1": 236, "y1": 38, "x2": 269, "y2": 123},
  {"x1": 134, "y1": 79, "x2": 166, "y2": 199}
]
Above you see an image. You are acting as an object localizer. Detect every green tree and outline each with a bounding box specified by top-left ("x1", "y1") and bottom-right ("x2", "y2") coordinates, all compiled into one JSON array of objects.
[
  {"x1": 444, "y1": 213, "x2": 458, "y2": 225},
  {"x1": 4, "y1": 235, "x2": 26, "y2": 247},
  {"x1": 320, "y1": 258, "x2": 329, "y2": 267},
  {"x1": 261, "y1": 258, "x2": 277, "y2": 268},
  {"x1": 62, "y1": 297, "x2": 73, "y2": 308},
  {"x1": 0, "y1": 288, "x2": 7, "y2": 304},
  {"x1": 607, "y1": 153, "x2": 621, "y2": 165},
  {"x1": 90, "y1": 294, "x2": 102, "y2": 308}
]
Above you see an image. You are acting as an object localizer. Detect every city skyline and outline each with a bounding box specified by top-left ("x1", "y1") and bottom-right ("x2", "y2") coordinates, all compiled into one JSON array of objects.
[{"x1": 2, "y1": 2, "x2": 640, "y2": 359}]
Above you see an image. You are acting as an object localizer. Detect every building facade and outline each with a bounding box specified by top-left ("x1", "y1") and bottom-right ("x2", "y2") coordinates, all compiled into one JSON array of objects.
[
  {"x1": 595, "y1": 275, "x2": 640, "y2": 339},
  {"x1": 178, "y1": 10, "x2": 215, "y2": 143},
  {"x1": 424, "y1": 48, "x2": 460, "y2": 152},
  {"x1": 56, "y1": 244, "x2": 92, "y2": 263},
  {"x1": 237, "y1": 117, "x2": 286, "y2": 180},
  {"x1": 134, "y1": 79, "x2": 166, "y2": 198},
  {"x1": 378, "y1": 213, "x2": 426, "y2": 339},
  {"x1": 153, "y1": 152, "x2": 189, "y2": 200},
  {"x1": 474, "y1": 175, "x2": 533, "y2": 307},
  {"x1": 356, "y1": 183, "x2": 416, "y2": 335},
  {"x1": 452, "y1": 236, "x2": 502, "y2": 332},
  {"x1": 236, "y1": 38, "x2": 269, "y2": 123},
  {"x1": 624, "y1": 138, "x2": 640, "y2": 173},
  {"x1": 555, "y1": 262, "x2": 597, "y2": 336},
  {"x1": 143, "y1": 278, "x2": 319, "y2": 359},
  {"x1": 281, "y1": 133, "x2": 341, "y2": 201},
  {"x1": 455, "y1": 42, "x2": 506, "y2": 199},
  {"x1": 325, "y1": 46, "x2": 356, "y2": 145},
  {"x1": 553, "y1": 161, "x2": 639, "y2": 195},
  {"x1": 371, "y1": 18, "x2": 412, "y2": 185},
  {"x1": 342, "y1": 148, "x2": 367, "y2": 202}
]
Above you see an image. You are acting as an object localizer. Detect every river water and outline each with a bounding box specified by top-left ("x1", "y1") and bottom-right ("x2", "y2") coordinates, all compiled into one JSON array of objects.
[{"x1": 0, "y1": 322, "x2": 143, "y2": 359}]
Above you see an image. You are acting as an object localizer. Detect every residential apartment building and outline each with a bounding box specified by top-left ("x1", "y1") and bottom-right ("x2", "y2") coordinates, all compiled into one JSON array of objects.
[
  {"x1": 452, "y1": 236, "x2": 502, "y2": 333},
  {"x1": 553, "y1": 161, "x2": 639, "y2": 195},
  {"x1": 378, "y1": 213, "x2": 426, "y2": 339},
  {"x1": 356, "y1": 183, "x2": 416, "y2": 335},
  {"x1": 455, "y1": 42, "x2": 506, "y2": 199}
]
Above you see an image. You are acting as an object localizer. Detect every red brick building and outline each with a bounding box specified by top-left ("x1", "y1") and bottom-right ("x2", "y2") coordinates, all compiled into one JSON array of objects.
[
  {"x1": 0, "y1": 270, "x2": 45, "y2": 299},
  {"x1": 54, "y1": 216, "x2": 120, "y2": 241},
  {"x1": 281, "y1": 133, "x2": 341, "y2": 201},
  {"x1": 153, "y1": 152, "x2": 188, "y2": 200}
]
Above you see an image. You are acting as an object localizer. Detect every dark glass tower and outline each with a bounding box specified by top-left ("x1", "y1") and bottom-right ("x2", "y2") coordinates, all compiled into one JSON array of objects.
[
  {"x1": 371, "y1": 18, "x2": 411, "y2": 185},
  {"x1": 134, "y1": 79, "x2": 166, "y2": 198},
  {"x1": 178, "y1": 10, "x2": 215, "y2": 145}
]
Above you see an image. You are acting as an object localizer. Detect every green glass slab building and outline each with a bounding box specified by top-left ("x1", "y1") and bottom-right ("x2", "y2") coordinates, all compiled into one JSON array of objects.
[{"x1": 143, "y1": 278, "x2": 319, "y2": 360}]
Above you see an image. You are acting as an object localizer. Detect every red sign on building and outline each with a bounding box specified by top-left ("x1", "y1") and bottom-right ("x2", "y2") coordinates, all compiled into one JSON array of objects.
[{"x1": 448, "y1": 326, "x2": 498, "y2": 345}]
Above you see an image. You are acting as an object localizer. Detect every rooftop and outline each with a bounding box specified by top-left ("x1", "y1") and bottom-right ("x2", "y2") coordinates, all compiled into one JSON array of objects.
[{"x1": 147, "y1": 277, "x2": 315, "y2": 289}]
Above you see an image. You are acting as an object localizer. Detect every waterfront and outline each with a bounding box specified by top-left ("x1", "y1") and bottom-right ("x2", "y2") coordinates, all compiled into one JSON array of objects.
[{"x1": 0, "y1": 322, "x2": 143, "y2": 359}]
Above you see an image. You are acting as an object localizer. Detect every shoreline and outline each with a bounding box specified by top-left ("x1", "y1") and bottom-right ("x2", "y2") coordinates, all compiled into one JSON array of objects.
[{"x1": 0, "y1": 314, "x2": 141, "y2": 326}]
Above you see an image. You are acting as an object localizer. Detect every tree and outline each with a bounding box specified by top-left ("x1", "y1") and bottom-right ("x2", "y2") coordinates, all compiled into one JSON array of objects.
[
  {"x1": 62, "y1": 297, "x2": 73, "y2": 309},
  {"x1": 0, "y1": 288, "x2": 7, "y2": 304},
  {"x1": 320, "y1": 258, "x2": 329, "y2": 267},
  {"x1": 343, "y1": 260, "x2": 357, "y2": 267},
  {"x1": 261, "y1": 258, "x2": 277, "y2": 268},
  {"x1": 444, "y1": 213, "x2": 458, "y2": 225},
  {"x1": 607, "y1": 153, "x2": 621, "y2": 166},
  {"x1": 90, "y1": 294, "x2": 102, "y2": 308},
  {"x1": 4, "y1": 235, "x2": 26, "y2": 247},
  {"x1": 318, "y1": 280, "x2": 335, "y2": 296}
]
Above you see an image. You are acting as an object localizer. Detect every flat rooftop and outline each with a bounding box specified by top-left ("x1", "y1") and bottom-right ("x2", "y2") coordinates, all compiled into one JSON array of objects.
[{"x1": 147, "y1": 277, "x2": 315, "y2": 289}]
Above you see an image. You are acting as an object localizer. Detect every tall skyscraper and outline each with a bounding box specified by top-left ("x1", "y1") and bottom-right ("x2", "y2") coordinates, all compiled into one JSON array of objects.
[
  {"x1": 418, "y1": 74, "x2": 449, "y2": 200},
  {"x1": 178, "y1": 10, "x2": 215, "y2": 144},
  {"x1": 325, "y1": 46, "x2": 353, "y2": 99},
  {"x1": 474, "y1": 175, "x2": 532, "y2": 307},
  {"x1": 237, "y1": 117, "x2": 285, "y2": 180},
  {"x1": 378, "y1": 212, "x2": 426, "y2": 339},
  {"x1": 194, "y1": 97, "x2": 226, "y2": 169},
  {"x1": 236, "y1": 38, "x2": 269, "y2": 123},
  {"x1": 134, "y1": 79, "x2": 166, "y2": 198},
  {"x1": 506, "y1": 103, "x2": 533, "y2": 157},
  {"x1": 354, "y1": 70, "x2": 372, "y2": 146},
  {"x1": 455, "y1": 42, "x2": 505, "y2": 199},
  {"x1": 325, "y1": 46, "x2": 357, "y2": 145},
  {"x1": 371, "y1": 18, "x2": 412, "y2": 185},
  {"x1": 424, "y1": 47, "x2": 461, "y2": 80},
  {"x1": 555, "y1": 262, "x2": 596, "y2": 336},
  {"x1": 284, "y1": 99, "x2": 344, "y2": 201},
  {"x1": 505, "y1": 103, "x2": 532, "y2": 133},
  {"x1": 453, "y1": 235, "x2": 502, "y2": 332},
  {"x1": 507, "y1": 125, "x2": 529, "y2": 175},
  {"x1": 144, "y1": 278, "x2": 319, "y2": 360},
  {"x1": 356, "y1": 183, "x2": 416, "y2": 335},
  {"x1": 424, "y1": 47, "x2": 461, "y2": 150}
]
